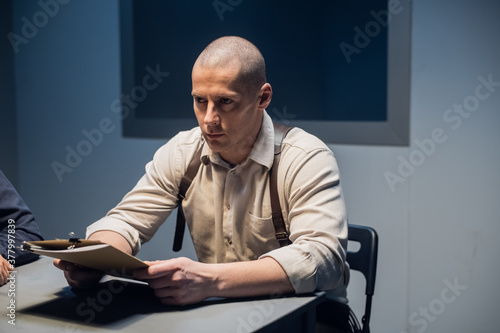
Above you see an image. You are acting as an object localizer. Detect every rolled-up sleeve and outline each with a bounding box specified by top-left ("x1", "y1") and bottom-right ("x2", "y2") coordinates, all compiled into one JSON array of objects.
[{"x1": 260, "y1": 132, "x2": 348, "y2": 295}]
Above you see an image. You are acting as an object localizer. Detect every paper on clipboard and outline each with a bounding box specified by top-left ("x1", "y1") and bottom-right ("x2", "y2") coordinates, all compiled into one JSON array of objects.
[{"x1": 22, "y1": 239, "x2": 149, "y2": 276}]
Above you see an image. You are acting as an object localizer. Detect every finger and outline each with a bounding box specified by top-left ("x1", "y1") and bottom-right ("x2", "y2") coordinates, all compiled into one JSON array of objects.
[
  {"x1": 153, "y1": 286, "x2": 173, "y2": 298},
  {"x1": 53, "y1": 258, "x2": 61, "y2": 268},
  {"x1": 58, "y1": 263, "x2": 103, "y2": 289},
  {"x1": 68, "y1": 267, "x2": 102, "y2": 281},
  {"x1": 54, "y1": 260, "x2": 97, "y2": 274},
  {"x1": 65, "y1": 273, "x2": 102, "y2": 289},
  {"x1": 158, "y1": 295, "x2": 180, "y2": 306},
  {"x1": 153, "y1": 288, "x2": 187, "y2": 306},
  {"x1": 133, "y1": 267, "x2": 150, "y2": 280},
  {"x1": 53, "y1": 259, "x2": 71, "y2": 270},
  {"x1": 146, "y1": 275, "x2": 182, "y2": 290},
  {"x1": 134, "y1": 263, "x2": 174, "y2": 280},
  {"x1": 0, "y1": 271, "x2": 8, "y2": 286}
]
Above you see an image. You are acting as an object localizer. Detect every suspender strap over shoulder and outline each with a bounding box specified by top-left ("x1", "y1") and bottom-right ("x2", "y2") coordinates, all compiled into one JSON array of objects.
[
  {"x1": 173, "y1": 147, "x2": 202, "y2": 252},
  {"x1": 172, "y1": 124, "x2": 293, "y2": 252},
  {"x1": 270, "y1": 124, "x2": 293, "y2": 247}
]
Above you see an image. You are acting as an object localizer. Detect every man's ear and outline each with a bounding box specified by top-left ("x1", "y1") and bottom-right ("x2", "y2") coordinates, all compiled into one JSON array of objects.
[{"x1": 257, "y1": 83, "x2": 272, "y2": 110}]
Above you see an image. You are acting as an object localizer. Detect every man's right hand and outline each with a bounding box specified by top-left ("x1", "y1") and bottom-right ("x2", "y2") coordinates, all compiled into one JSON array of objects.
[
  {"x1": 53, "y1": 230, "x2": 132, "y2": 289},
  {"x1": 53, "y1": 259, "x2": 103, "y2": 289}
]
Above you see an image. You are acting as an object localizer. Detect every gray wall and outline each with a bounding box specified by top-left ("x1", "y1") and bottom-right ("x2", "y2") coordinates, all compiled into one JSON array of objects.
[{"x1": 9, "y1": 1, "x2": 500, "y2": 332}]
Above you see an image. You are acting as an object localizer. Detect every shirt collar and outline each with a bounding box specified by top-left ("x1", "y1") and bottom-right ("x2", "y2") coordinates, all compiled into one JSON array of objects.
[
  {"x1": 247, "y1": 110, "x2": 274, "y2": 169},
  {"x1": 200, "y1": 110, "x2": 275, "y2": 169}
]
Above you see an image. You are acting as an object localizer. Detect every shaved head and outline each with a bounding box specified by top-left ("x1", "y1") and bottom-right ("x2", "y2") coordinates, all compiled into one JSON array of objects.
[{"x1": 194, "y1": 36, "x2": 266, "y2": 94}]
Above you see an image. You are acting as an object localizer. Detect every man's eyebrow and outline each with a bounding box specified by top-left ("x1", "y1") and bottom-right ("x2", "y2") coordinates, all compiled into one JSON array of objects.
[
  {"x1": 216, "y1": 92, "x2": 239, "y2": 99},
  {"x1": 191, "y1": 91, "x2": 239, "y2": 99}
]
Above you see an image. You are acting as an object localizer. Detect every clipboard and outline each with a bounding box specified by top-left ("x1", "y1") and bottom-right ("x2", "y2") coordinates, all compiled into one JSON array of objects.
[{"x1": 21, "y1": 239, "x2": 149, "y2": 277}]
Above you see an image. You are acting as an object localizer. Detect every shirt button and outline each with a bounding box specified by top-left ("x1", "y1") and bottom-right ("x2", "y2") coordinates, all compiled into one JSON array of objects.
[
  {"x1": 226, "y1": 204, "x2": 230, "y2": 210},
  {"x1": 228, "y1": 239, "x2": 232, "y2": 245}
]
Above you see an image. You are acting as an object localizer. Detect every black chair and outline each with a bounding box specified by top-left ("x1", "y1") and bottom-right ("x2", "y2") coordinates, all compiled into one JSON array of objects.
[{"x1": 346, "y1": 224, "x2": 379, "y2": 333}]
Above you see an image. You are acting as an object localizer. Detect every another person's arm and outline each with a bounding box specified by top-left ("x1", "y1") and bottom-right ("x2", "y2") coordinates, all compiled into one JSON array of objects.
[{"x1": 0, "y1": 170, "x2": 43, "y2": 269}]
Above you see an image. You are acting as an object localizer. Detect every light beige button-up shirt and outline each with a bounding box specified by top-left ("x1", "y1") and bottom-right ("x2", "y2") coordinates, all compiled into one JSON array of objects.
[{"x1": 87, "y1": 111, "x2": 349, "y2": 299}]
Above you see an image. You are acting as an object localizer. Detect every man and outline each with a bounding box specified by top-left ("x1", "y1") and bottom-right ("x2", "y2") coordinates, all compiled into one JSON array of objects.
[
  {"x1": 1, "y1": 170, "x2": 43, "y2": 285},
  {"x1": 54, "y1": 36, "x2": 349, "y2": 318}
]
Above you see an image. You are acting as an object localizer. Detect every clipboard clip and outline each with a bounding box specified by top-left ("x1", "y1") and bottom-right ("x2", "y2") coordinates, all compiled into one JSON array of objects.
[
  {"x1": 20, "y1": 242, "x2": 32, "y2": 252},
  {"x1": 68, "y1": 232, "x2": 81, "y2": 249}
]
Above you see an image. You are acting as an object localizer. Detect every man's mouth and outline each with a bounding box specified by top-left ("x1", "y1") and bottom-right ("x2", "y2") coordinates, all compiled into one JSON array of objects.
[{"x1": 206, "y1": 133, "x2": 224, "y2": 139}]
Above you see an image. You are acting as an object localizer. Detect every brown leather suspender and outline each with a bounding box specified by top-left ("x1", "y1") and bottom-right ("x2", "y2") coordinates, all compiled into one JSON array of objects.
[
  {"x1": 172, "y1": 147, "x2": 203, "y2": 252},
  {"x1": 172, "y1": 124, "x2": 293, "y2": 252},
  {"x1": 269, "y1": 124, "x2": 293, "y2": 247}
]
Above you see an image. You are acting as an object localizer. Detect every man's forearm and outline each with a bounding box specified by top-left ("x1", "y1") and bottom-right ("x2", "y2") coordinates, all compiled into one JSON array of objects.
[
  {"x1": 87, "y1": 230, "x2": 133, "y2": 255},
  {"x1": 208, "y1": 257, "x2": 295, "y2": 298},
  {"x1": 134, "y1": 254, "x2": 295, "y2": 305}
]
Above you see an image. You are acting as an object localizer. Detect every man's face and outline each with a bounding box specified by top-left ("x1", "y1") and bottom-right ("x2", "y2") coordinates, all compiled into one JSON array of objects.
[{"x1": 191, "y1": 63, "x2": 271, "y2": 165}]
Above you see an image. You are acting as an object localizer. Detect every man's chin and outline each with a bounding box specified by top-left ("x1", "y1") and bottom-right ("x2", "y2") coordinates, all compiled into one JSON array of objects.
[{"x1": 204, "y1": 138, "x2": 225, "y2": 152}]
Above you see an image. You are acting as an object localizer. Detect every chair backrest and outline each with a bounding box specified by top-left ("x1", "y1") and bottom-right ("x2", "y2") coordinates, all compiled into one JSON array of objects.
[{"x1": 347, "y1": 224, "x2": 379, "y2": 333}]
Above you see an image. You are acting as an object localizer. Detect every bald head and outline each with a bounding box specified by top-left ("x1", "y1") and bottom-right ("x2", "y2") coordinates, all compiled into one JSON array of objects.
[{"x1": 193, "y1": 36, "x2": 266, "y2": 94}]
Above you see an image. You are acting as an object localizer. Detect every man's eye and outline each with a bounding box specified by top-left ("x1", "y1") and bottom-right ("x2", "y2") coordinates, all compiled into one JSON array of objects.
[
  {"x1": 220, "y1": 98, "x2": 232, "y2": 104},
  {"x1": 194, "y1": 97, "x2": 206, "y2": 103}
]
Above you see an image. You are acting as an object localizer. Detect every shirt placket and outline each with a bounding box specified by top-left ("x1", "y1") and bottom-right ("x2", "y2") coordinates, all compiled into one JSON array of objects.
[{"x1": 222, "y1": 167, "x2": 237, "y2": 260}]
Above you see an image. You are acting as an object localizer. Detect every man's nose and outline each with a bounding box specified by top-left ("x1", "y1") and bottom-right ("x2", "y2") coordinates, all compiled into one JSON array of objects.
[{"x1": 204, "y1": 102, "x2": 220, "y2": 126}]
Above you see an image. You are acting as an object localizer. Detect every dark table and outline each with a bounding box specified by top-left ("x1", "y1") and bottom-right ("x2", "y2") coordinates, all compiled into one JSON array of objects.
[{"x1": 1, "y1": 257, "x2": 324, "y2": 332}]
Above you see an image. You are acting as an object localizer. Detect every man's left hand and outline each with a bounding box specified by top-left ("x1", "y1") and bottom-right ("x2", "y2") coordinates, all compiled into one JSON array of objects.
[{"x1": 133, "y1": 257, "x2": 214, "y2": 306}]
